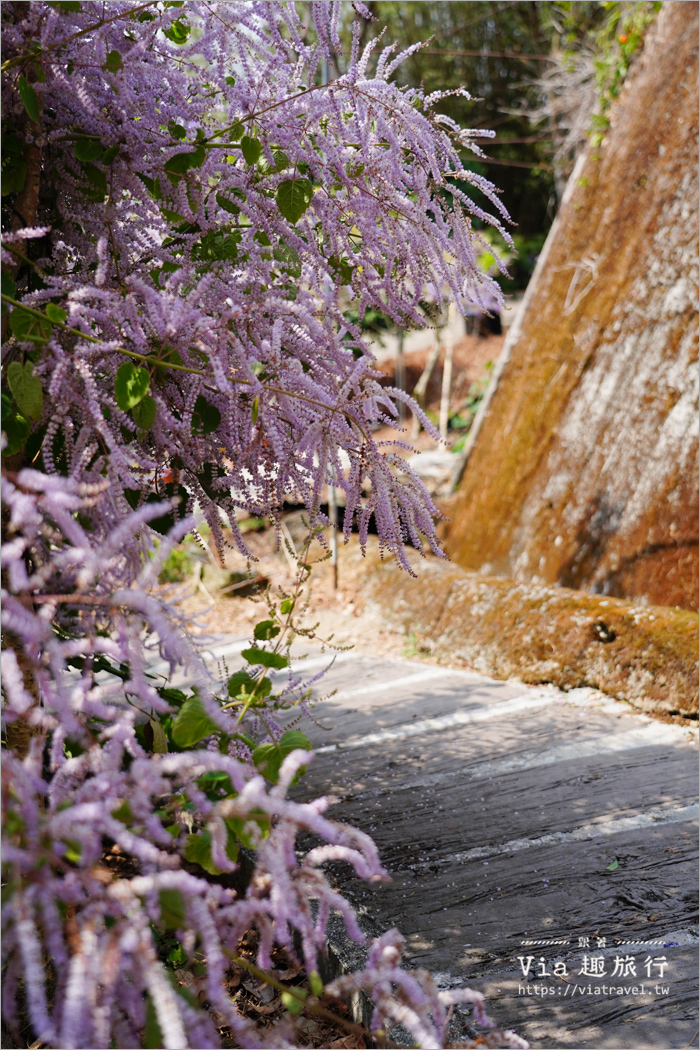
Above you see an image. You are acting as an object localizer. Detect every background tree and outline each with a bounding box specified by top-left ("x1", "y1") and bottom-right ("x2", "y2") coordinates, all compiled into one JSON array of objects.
[{"x1": 339, "y1": 1, "x2": 661, "y2": 289}]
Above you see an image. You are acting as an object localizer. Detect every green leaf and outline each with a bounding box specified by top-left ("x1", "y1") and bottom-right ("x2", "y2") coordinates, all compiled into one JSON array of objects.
[
  {"x1": 309, "y1": 971, "x2": 324, "y2": 997},
  {"x1": 259, "y1": 149, "x2": 289, "y2": 175},
  {"x1": 45, "y1": 303, "x2": 66, "y2": 324},
  {"x1": 2, "y1": 406, "x2": 30, "y2": 456},
  {"x1": 169, "y1": 122, "x2": 187, "y2": 140},
  {"x1": 1, "y1": 156, "x2": 27, "y2": 197},
  {"x1": 241, "y1": 135, "x2": 262, "y2": 166},
  {"x1": 280, "y1": 598, "x2": 294, "y2": 615},
  {"x1": 168, "y1": 944, "x2": 186, "y2": 966},
  {"x1": 74, "y1": 139, "x2": 103, "y2": 162},
  {"x1": 158, "y1": 888, "x2": 186, "y2": 929},
  {"x1": 227, "y1": 671, "x2": 271, "y2": 704},
  {"x1": 225, "y1": 75, "x2": 236, "y2": 86},
  {"x1": 281, "y1": 988, "x2": 307, "y2": 1015},
  {"x1": 149, "y1": 718, "x2": 168, "y2": 754},
  {"x1": 80, "y1": 162, "x2": 108, "y2": 200},
  {"x1": 606, "y1": 859, "x2": 619, "y2": 871},
  {"x1": 7, "y1": 361, "x2": 43, "y2": 421},
  {"x1": 171, "y1": 693, "x2": 219, "y2": 748},
  {"x1": 241, "y1": 647, "x2": 288, "y2": 670},
  {"x1": 275, "y1": 178, "x2": 313, "y2": 224},
  {"x1": 254, "y1": 620, "x2": 281, "y2": 641},
  {"x1": 195, "y1": 229, "x2": 240, "y2": 263},
  {"x1": 273, "y1": 242, "x2": 301, "y2": 278},
  {"x1": 226, "y1": 671, "x2": 256, "y2": 698},
  {"x1": 225, "y1": 812, "x2": 269, "y2": 850},
  {"x1": 163, "y1": 18, "x2": 191, "y2": 44},
  {"x1": 252, "y1": 729, "x2": 312, "y2": 784},
  {"x1": 132, "y1": 394, "x2": 157, "y2": 431},
  {"x1": 9, "y1": 306, "x2": 52, "y2": 344},
  {"x1": 102, "y1": 49, "x2": 123, "y2": 74},
  {"x1": 111, "y1": 800, "x2": 133, "y2": 825},
  {"x1": 137, "y1": 172, "x2": 163, "y2": 199},
  {"x1": 196, "y1": 771, "x2": 234, "y2": 800},
  {"x1": 144, "y1": 995, "x2": 164, "y2": 1050},
  {"x1": 1, "y1": 275, "x2": 16, "y2": 311},
  {"x1": 164, "y1": 146, "x2": 206, "y2": 184},
  {"x1": 329, "y1": 254, "x2": 355, "y2": 284},
  {"x1": 18, "y1": 76, "x2": 40, "y2": 124},
  {"x1": 184, "y1": 830, "x2": 224, "y2": 875},
  {"x1": 48, "y1": 0, "x2": 81, "y2": 10},
  {"x1": 251, "y1": 395, "x2": 259, "y2": 425},
  {"x1": 215, "y1": 192, "x2": 240, "y2": 215},
  {"x1": 101, "y1": 144, "x2": 120, "y2": 166},
  {"x1": 115, "y1": 363, "x2": 150, "y2": 411},
  {"x1": 191, "y1": 395, "x2": 221, "y2": 435}
]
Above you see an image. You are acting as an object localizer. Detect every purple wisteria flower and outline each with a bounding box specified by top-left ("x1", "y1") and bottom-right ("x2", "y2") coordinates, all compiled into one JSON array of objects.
[{"x1": 1, "y1": 3, "x2": 525, "y2": 1048}]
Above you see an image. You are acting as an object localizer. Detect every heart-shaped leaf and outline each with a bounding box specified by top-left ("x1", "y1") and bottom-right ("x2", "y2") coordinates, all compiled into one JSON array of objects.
[
  {"x1": 102, "y1": 49, "x2": 123, "y2": 74},
  {"x1": 158, "y1": 888, "x2": 186, "y2": 929},
  {"x1": 171, "y1": 693, "x2": 220, "y2": 748},
  {"x1": 7, "y1": 361, "x2": 43, "y2": 421},
  {"x1": 74, "y1": 139, "x2": 103, "y2": 162},
  {"x1": 252, "y1": 729, "x2": 312, "y2": 784},
  {"x1": 132, "y1": 394, "x2": 156, "y2": 431},
  {"x1": 45, "y1": 303, "x2": 66, "y2": 324},
  {"x1": 241, "y1": 135, "x2": 262, "y2": 166},
  {"x1": 115, "y1": 363, "x2": 150, "y2": 411},
  {"x1": 254, "y1": 619, "x2": 281, "y2": 641},
  {"x1": 9, "y1": 306, "x2": 52, "y2": 344},
  {"x1": 241, "y1": 647, "x2": 288, "y2": 670},
  {"x1": 101, "y1": 144, "x2": 120, "y2": 166},
  {"x1": 276, "y1": 178, "x2": 313, "y2": 224}
]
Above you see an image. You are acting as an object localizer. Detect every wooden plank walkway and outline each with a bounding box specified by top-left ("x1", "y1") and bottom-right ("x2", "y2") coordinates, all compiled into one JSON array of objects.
[
  {"x1": 275, "y1": 646, "x2": 699, "y2": 1050},
  {"x1": 167, "y1": 637, "x2": 698, "y2": 1048}
]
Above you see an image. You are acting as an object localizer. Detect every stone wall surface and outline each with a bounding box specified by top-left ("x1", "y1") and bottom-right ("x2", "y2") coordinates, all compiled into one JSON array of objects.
[
  {"x1": 445, "y1": 1, "x2": 699, "y2": 611},
  {"x1": 340, "y1": 540, "x2": 699, "y2": 717}
]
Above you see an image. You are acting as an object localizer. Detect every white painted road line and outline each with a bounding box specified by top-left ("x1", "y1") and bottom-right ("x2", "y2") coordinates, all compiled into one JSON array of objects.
[
  {"x1": 315, "y1": 689, "x2": 558, "y2": 753},
  {"x1": 412, "y1": 802, "x2": 700, "y2": 870},
  {"x1": 269, "y1": 650, "x2": 359, "y2": 677},
  {"x1": 383, "y1": 722, "x2": 696, "y2": 793}
]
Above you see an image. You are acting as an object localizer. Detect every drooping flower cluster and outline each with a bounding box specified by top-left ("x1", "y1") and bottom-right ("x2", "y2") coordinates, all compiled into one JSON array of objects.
[
  {"x1": 2, "y1": 467, "x2": 526, "y2": 1049},
  {"x1": 1, "y1": 0, "x2": 509, "y2": 568},
  {"x1": 327, "y1": 930, "x2": 530, "y2": 1049},
  {"x1": 2, "y1": 3, "x2": 524, "y2": 1048}
]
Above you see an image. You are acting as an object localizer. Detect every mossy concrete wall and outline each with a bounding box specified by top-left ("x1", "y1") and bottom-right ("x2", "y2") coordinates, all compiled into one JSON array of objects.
[
  {"x1": 445, "y1": 2, "x2": 699, "y2": 612},
  {"x1": 340, "y1": 541, "x2": 698, "y2": 718}
]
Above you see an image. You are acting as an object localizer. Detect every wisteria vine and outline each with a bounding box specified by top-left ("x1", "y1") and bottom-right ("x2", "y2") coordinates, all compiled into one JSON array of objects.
[{"x1": 1, "y1": 3, "x2": 525, "y2": 1048}]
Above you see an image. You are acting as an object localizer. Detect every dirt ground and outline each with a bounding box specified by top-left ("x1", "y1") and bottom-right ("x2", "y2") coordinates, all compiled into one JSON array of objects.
[{"x1": 181, "y1": 522, "x2": 412, "y2": 661}]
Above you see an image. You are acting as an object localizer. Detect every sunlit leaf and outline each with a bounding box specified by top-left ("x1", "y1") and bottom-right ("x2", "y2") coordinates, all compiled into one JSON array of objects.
[{"x1": 115, "y1": 363, "x2": 150, "y2": 411}]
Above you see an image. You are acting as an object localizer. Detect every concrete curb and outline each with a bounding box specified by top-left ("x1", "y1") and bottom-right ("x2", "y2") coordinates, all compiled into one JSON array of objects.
[{"x1": 339, "y1": 541, "x2": 698, "y2": 717}]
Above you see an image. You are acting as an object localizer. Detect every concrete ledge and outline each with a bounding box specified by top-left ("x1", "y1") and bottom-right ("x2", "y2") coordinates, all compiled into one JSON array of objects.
[{"x1": 340, "y1": 541, "x2": 698, "y2": 717}]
